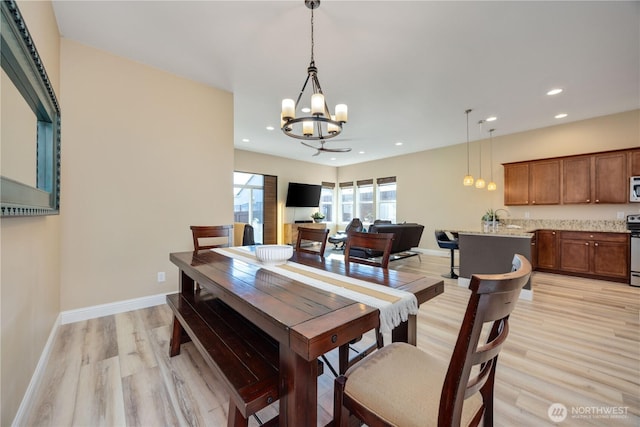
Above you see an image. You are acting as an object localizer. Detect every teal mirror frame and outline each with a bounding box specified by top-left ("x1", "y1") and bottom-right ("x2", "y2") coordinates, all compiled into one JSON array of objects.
[{"x1": 1, "y1": 0, "x2": 61, "y2": 216}]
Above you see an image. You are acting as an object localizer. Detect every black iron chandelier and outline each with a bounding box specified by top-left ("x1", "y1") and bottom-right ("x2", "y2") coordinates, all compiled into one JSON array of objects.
[{"x1": 280, "y1": 0, "x2": 349, "y2": 151}]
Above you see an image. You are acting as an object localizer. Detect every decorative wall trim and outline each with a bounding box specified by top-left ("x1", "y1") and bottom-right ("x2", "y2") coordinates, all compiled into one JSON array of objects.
[{"x1": 60, "y1": 292, "x2": 170, "y2": 324}]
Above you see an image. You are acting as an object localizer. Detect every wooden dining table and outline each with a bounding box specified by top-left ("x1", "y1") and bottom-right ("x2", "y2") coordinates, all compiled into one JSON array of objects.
[{"x1": 169, "y1": 248, "x2": 444, "y2": 426}]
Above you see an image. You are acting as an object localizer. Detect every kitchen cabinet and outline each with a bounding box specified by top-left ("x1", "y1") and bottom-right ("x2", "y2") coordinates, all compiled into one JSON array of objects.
[
  {"x1": 563, "y1": 156, "x2": 591, "y2": 204},
  {"x1": 505, "y1": 148, "x2": 633, "y2": 206},
  {"x1": 630, "y1": 148, "x2": 640, "y2": 176},
  {"x1": 558, "y1": 231, "x2": 629, "y2": 283},
  {"x1": 535, "y1": 230, "x2": 558, "y2": 271},
  {"x1": 503, "y1": 160, "x2": 560, "y2": 206},
  {"x1": 593, "y1": 151, "x2": 628, "y2": 203},
  {"x1": 530, "y1": 159, "x2": 561, "y2": 205},
  {"x1": 504, "y1": 163, "x2": 529, "y2": 205}
]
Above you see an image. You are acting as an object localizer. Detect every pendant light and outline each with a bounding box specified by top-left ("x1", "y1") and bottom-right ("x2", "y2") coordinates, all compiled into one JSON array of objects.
[
  {"x1": 463, "y1": 109, "x2": 474, "y2": 186},
  {"x1": 487, "y1": 128, "x2": 497, "y2": 191},
  {"x1": 475, "y1": 120, "x2": 486, "y2": 189}
]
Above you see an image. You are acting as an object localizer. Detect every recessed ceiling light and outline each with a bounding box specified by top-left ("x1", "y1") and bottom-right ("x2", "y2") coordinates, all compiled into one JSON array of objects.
[
  {"x1": 242, "y1": 138, "x2": 250, "y2": 143},
  {"x1": 330, "y1": 157, "x2": 337, "y2": 161},
  {"x1": 359, "y1": 151, "x2": 365, "y2": 154},
  {"x1": 395, "y1": 142, "x2": 403, "y2": 146},
  {"x1": 266, "y1": 126, "x2": 275, "y2": 131},
  {"x1": 555, "y1": 113, "x2": 568, "y2": 119},
  {"x1": 547, "y1": 88, "x2": 563, "y2": 96},
  {"x1": 301, "y1": 107, "x2": 311, "y2": 113},
  {"x1": 485, "y1": 116, "x2": 497, "y2": 122}
]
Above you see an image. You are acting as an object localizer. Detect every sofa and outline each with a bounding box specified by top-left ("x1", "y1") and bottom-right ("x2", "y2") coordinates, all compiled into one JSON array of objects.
[{"x1": 349, "y1": 223, "x2": 424, "y2": 259}]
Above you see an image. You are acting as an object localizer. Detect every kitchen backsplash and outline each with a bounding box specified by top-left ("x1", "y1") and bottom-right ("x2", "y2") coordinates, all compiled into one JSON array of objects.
[{"x1": 504, "y1": 219, "x2": 627, "y2": 233}]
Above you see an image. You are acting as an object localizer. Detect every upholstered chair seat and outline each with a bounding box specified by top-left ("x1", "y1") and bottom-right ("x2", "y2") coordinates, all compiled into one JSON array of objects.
[{"x1": 342, "y1": 342, "x2": 483, "y2": 427}]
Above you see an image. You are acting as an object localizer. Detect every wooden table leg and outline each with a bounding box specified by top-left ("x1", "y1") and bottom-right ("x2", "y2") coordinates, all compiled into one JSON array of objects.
[
  {"x1": 279, "y1": 346, "x2": 318, "y2": 427},
  {"x1": 391, "y1": 314, "x2": 417, "y2": 345},
  {"x1": 180, "y1": 269, "x2": 195, "y2": 294}
]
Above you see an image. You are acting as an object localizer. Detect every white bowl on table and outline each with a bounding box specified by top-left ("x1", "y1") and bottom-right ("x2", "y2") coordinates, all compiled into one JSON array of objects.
[{"x1": 255, "y1": 245, "x2": 293, "y2": 266}]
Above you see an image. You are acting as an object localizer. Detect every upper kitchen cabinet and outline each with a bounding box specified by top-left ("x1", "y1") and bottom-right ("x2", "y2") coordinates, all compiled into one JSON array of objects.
[
  {"x1": 563, "y1": 155, "x2": 591, "y2": 204},
  {"x1": 503, "y1": 159, "x2": 560, "y2": 206},
  {"x1": 530, "y1": 159, "x2": 561, "y2": 205},
  {"x1": 630, "y1": 149, "x2": 640, "y2": 175},
  {"x1": 504, "y1": 163, "x2": 529, "y2": 205},
  {"x1": 593, "y1": 151, "x2": 628, "y2": 203},
  {"x1": 504, "y1": 148, "x2": 634, "y2": 206}
]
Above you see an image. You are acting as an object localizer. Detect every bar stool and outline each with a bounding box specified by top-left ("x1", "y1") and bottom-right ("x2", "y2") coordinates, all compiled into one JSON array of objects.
[{"x1": 435, "y1": 230, "x2": 459, "y2": 279}]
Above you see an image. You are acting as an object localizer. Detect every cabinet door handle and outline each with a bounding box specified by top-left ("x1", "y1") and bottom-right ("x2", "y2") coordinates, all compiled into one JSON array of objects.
[
  {"x1": 594, "y1": 243, "x2": 599, "y2": 247},
  {"x1": 595, "y1": 199, "x2": 600, "y2": 203},
  {"x1": 586, "y1": 199, "x2": 590, "y2": 202},
  {"x1": 585, "y1": 242, "x2": 589, "y2": 246}
]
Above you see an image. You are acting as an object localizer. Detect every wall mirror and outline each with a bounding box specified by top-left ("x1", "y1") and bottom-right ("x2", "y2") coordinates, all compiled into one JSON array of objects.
[{"x1": 1, "y1": 0, "x2": 60, "y2": 216}]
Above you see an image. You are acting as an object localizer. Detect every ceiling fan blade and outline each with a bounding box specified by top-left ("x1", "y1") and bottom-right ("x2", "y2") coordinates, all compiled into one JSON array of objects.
[{"x1": 319, "y1": 147, "x2": 352, "y2": 153}]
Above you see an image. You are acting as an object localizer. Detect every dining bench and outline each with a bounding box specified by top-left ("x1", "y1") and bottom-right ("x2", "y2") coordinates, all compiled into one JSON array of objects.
[{"x1": 166, "y1": 292, "x2": 280, "y2": 427}]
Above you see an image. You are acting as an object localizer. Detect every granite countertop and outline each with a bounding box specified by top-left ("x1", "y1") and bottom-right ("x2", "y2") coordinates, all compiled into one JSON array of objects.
[
  {"x1": 451, "y1": 219, "x2": 628, "y2": 238},
  {"x1": 505, "y1": 219, "x2": 628, "y2": 233},
  {"x1": 456, "y1": 228, "x2": 534, "y2": 238}
]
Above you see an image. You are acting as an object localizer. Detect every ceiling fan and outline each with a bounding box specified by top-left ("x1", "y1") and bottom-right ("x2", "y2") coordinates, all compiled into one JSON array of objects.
[{"x1": 300, "y1": 140, "x2": 352, "y2": 156}]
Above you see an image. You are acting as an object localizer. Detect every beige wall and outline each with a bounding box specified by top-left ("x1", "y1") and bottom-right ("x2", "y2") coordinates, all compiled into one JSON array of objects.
[
  {"x1": 338, "y1": 110, "x2": 640, "y2": 251},
  {"x1": 235, "y1": 150, "x2": 337, "y2": 240},
  {"x1": 59, "y1": 39, "x2": 234, "y2": 311},
  {"x1": 0, "y1": 1, "x2": 61, "y2": 425}
]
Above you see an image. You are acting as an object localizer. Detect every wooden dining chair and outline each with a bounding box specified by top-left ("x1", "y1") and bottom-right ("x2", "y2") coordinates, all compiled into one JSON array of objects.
[
  {"x1": 190, "y1": 225, "x2": 233, "y2": 290},
  {"x1": 295, "y1": 227, "x2": 330, "y2": 256},
  {"x1": 191, "y1": 225, "x2": 234, "y2": 252},
  {"x1": 338, "y1": 231, "x2": 395, "y2": 374},
  {"x1": 333, "y1": 254, "x2": 532, "y2": 427},
  {"x1": 344, "y1": 231, "x2": 395, "y2": 269}
]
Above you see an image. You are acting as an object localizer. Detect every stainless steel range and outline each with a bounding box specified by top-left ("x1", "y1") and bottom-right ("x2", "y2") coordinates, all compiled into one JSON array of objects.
[{"x1": 626, "y1": 215, "x2": 640, "y2": 287}]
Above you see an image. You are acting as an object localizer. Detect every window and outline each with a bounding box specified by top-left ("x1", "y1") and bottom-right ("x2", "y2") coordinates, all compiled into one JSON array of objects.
[
  {"x1": 320, "y1": 182, "x2": 335, "y2": 222},
  {"x1": 339, "y1": 182, "x2": 354, "y2": 223},
  {"x1": 356, "y1": 179, "x2": 375, "y2": 224},
  {"x1": 377, "y1": 176, "x2": 397, "y2": 223},
  {"x1": 234, "y1": 172, "x2": 264, "y2": 243}
]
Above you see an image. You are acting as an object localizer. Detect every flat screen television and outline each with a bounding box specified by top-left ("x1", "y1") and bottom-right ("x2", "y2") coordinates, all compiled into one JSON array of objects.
[{"x1": 285, "y1": 182, "x2": 322, "y2": 207}]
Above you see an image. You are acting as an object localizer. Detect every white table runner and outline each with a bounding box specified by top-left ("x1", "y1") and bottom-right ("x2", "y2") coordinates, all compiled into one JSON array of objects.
[{"x1": 213, "y1": 247, "x2": 418, "y2": 333}]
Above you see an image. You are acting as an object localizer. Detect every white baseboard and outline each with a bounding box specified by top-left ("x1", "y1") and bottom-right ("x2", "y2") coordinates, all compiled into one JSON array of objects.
[
  {"x1": 60, "y1": 292, "x2": 170, "y2": 324},
  {"x1": 456, "y1": 277, "x2": 533, "y2": 301},
  {"x1": 11, "y1": 314, "x2": 61, "y2": 427}
]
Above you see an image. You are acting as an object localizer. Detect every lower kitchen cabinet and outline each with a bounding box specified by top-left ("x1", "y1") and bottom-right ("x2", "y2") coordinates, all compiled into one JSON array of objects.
[
  {"x1": 557, "y1": 231, "x2": 629, "y2": 282},
  {"x1": 535, "y1": 230, "x2": 558, "y2": 271}
]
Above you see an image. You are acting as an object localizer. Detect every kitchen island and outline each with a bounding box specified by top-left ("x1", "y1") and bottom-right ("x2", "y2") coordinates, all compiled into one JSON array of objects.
[{"x1": 457, "y1": 228, "x2": 534, "y2": 299}]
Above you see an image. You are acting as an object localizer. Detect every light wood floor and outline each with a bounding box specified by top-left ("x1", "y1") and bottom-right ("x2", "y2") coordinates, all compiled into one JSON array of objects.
[{"x1": 22, "y1": 253, "x2": 639, "y2": 426}]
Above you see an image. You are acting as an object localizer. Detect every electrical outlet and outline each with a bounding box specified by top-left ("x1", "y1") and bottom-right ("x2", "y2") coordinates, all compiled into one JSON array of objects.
[
  {"x1": 157, "y1": 272, "x2": 166, "y2": 283},
  {"x1": 524, "y1": 211, "x2": 530, "y2": 219},
  {"x1": 617, "y1": 211, "x2": 625, "y2": 220}
]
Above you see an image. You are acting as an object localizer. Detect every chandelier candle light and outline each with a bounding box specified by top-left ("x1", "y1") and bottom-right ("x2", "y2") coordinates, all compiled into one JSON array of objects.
[{"x1": 281, "y1": 0, "x2": 349, "y2": 149}]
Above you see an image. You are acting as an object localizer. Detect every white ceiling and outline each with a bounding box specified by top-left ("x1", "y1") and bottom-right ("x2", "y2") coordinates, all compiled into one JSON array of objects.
[{"x1": 51, "y1": 0, "x2": 639, "y2": 167}]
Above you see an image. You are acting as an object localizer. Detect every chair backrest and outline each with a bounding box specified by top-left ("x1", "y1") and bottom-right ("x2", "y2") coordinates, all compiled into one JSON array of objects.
[
  {"x1": 345, "y1": 218, "x2": 364, "y2": 234},
  {"x1": 434, "y1": 229, "x2": 452, "y2": 242},
  {"x1": 295, "y1": 227, "x2": 330, "y2": 256},
  {"x1": 190, "y1": 225, "x2": 233, "y2": 252},
  {"x1": 344, "y1": 231, "x2": 394, "y2": 268},
  {"x1": 439, "y1": 254, "x2": 532, "y2": 426},
  {"x1": 242, "y1": 224, "x2": 256, "y2": 245}
]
